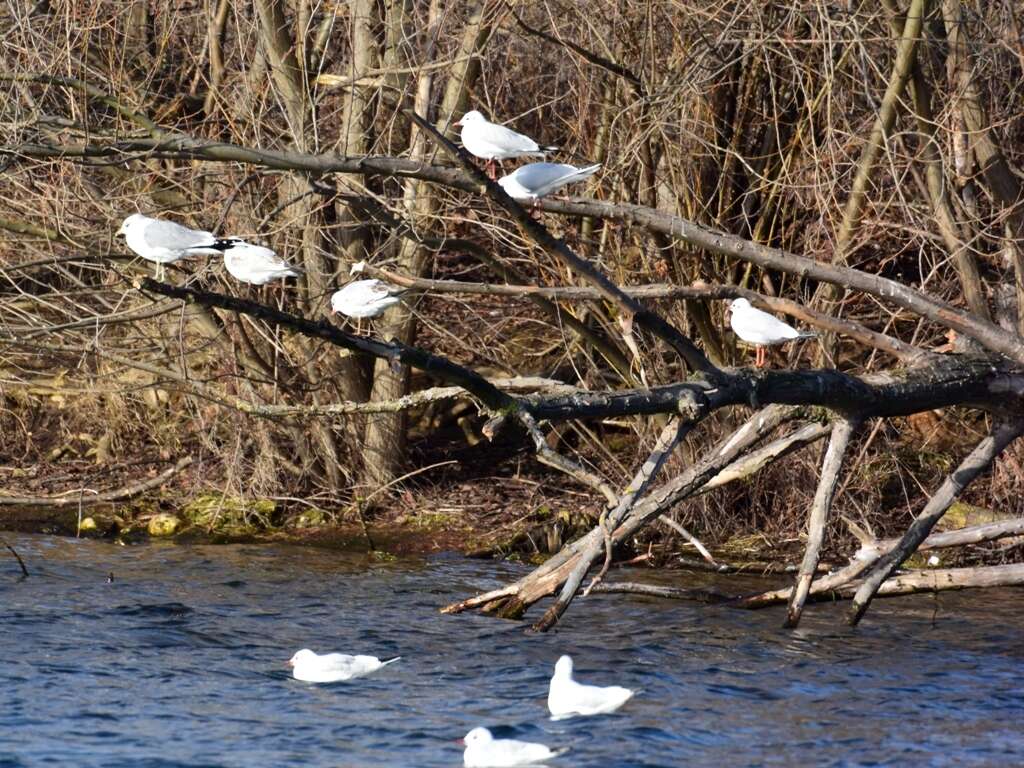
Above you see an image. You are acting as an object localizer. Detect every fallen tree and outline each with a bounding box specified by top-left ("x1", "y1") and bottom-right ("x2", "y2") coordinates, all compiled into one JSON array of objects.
[{"x1": 136, "y1": 269, "x2": 1024, "y2": 628}]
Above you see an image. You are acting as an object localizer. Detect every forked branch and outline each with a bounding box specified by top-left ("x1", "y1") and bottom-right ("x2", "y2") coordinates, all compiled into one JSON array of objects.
[{"x1": 785, "y1": 417, "x2": 860, "y2": 627}]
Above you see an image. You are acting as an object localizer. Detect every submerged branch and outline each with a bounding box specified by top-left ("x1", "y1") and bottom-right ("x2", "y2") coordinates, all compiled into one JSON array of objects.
[{"x1": 0, "y1": 535, "x2": 29, "y2": 578}]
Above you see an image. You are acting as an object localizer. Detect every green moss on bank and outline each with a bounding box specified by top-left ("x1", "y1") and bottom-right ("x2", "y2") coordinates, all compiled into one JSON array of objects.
[{"x1": 181, "y1": 493, "x2": 279, "y2": 534}]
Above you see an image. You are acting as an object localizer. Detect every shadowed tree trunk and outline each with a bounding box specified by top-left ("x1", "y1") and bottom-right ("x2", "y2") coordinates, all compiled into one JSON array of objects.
[{"x1": 361, "y1": 1, "x2": 495, "y2": 491}]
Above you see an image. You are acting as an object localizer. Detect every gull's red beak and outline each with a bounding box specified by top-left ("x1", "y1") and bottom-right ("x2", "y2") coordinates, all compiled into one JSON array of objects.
[{"x1": 287, "y1": 659, "x2": 295, "y2": 667}]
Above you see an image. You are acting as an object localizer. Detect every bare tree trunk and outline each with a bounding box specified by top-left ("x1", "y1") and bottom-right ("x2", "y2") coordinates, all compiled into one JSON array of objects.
[
  {"x1": 361, "y1": 1, "x2": 494, "y2": 490},
  {"x1": 336, "y1": 0, "x2": 380, "y2": 273},
  {"x1": 879, "y1": 0, "x2": 989, "y2": 320},
  {"x1": 254, "y1": 0, "x2": 353, "y2": 490},
  {"x1": 942, "y1": 0, "x2": 1024, "y2": 333},
  {"x1": 815, "y1": 0, "x2": 929, "y2": 360}
]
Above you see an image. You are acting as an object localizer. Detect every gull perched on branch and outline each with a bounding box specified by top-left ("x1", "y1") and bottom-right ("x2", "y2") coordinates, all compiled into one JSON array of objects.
[
  {"x1": 330, "y1": 279, "x2": 407, "y2": 319},
  {"x1": 116, "y1": 213, "x2": 240, "y2": 279},
  {"x1": 728, "y1": 297, "x2": 817, "y2": 368},
  {"x1": 221, "y1": 241, "x2": 303, "y2": 285},
  {"x1": 497, "y1": 163, "x2": 600, "y2": 204},
  {"x1": 547, "y1": 655, "x2": 635, "y2": 719},
  {"x1": 455, "y1": 110, "x2": 557, "y2": 179},
  {"x1": 462, "y1": 727, "x2": 568, "y2": 768},
  {"x1": 288, "y1": 648, "x2": 400, "y2": 683}
]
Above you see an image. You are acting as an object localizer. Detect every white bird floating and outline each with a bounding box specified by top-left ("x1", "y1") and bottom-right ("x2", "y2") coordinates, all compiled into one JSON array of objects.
[
  {"x1": 728, "y1": 297, "x2": 817, "y2": 368},
  {"x1": 116, "y1": 213, "x2": 239, "y2": 279},
  {"x1": 462, "y1": 727, "x2": 568, "y2": 768},
  {"x1": 288, "y1": 648, "x2": 400, "y2": 683},
  {"x1": 455, "y1": 110, "x2": 556, "y2": 179},
  {"x1": 330, "y1": 279, "x2": 407, "y2": 319},
  {"x1": 497, "y1": 163, "x2": 600, "y2": 204},
  {"x1": 222, "y1": 241, "x2": 303, "y2": 285},
  {"x1": 547, "y1": 655, "x2": 635, "y2": 719}
]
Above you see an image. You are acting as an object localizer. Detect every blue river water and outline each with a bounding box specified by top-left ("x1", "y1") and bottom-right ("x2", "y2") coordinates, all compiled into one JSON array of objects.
[{"x1": 0, "y1": 533, "x2": 1022, "y2": 767}]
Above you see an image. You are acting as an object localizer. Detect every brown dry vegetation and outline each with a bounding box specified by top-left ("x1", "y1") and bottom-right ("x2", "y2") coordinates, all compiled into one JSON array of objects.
[{"x1": 2, "y1": 1, "x2": 1024, "y2": 625}]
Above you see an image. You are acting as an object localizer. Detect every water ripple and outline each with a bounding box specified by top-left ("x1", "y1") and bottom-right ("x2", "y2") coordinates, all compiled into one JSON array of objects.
[{"x1": 1, "y1": 533, "x2": 1023, "y2": 767}]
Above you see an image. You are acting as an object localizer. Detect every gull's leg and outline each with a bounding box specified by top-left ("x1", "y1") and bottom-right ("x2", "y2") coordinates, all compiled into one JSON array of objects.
[
  {"x1": 756, "y1": 346, "x2": 766, "y2": 368},
  {"x1": 486, "y1": 159, "x2": 497, "y2": 180}
]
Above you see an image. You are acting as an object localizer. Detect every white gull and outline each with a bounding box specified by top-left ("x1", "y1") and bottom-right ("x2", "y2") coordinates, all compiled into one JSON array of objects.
[
  {"x1": 288, "y1": 648, "x2": 400, "y2": 683},
  {"x1": 728, "y1": 297, "x2": 816, "y2": 367},
  {"x1": 547, "y1": 655, "x2": 634, "y2": 719},
  {"x1": 330, "y1": 279, "x2": 407, "y2": 319},
  {"x1": 455, "y1": 110, "x2": 556, "y2": 178},
  {"x1": 462, "y1": 727, "x2": 567, "y2": 767},
  {"x1": 116, "y1": 213, "x2": 239, "y2": 278},
  {"x1": 222, "y1": 241, "x2": 303, "y2": 285},
  {"x1": 497, "y1": 163, "x2": 600, "y2": 203}
]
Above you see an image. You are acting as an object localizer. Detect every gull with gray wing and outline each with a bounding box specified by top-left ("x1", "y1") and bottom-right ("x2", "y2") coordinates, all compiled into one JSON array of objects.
[
  {"x1": 116, "y1": 213, "x2": 240, "y2": 279},
  {"x1": 462, "y1": 727, "x2": 568, "y2": 767},
  {"x1": 330, "y1": 279, "x2": 407, "y2": 319},
  {"x1": 221, "y1": 241, "x2": 303, "y2": 286},
  {"x1": 498, "y1": 163, "x2": 600, "y2": 205}
]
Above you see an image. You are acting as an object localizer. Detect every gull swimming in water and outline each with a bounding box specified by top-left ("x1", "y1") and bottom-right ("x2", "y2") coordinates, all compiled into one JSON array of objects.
[
  {"x1": 288, "y1": 649, "x2": 401, "y2": 683},
  {"x1": 497, "y1": 163, "x2": 600, "y2": 205},
  {"x1": 116, "y1": 213, "x2": 239, "y2": 279},
  {"x1": 221, "y1": 241, "x2": 303, "y2": 285},
  {"x1": 330, "y1": 279, "x2": 407, "y2": 319},
  {"x1": 455, "y1": 110, "x2": 557, "y2": 179},
  {"x1": 462, "y1": 727, "x2": 568, "y2": 767},
  {"x1": 547, "y1": 655, "x2": 635, "y2": 719},
  {"x1": 728, "y1": 297, "x2": 817, "y2": 368}
]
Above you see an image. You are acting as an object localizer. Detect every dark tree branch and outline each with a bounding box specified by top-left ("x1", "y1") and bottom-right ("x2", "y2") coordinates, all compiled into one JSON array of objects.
[
  {"x1": 136, "y1": 278, "x2": 518, "y2": 412},
  {"x1": 507, "y1": 8, "x2": 646, "y2": 95},
  {"x1": 0, "y1": 535, "x2": 29, "y2": 578},
  {"x1": 3, "y1": 137, "x2": 479, "y2": 190},
  {"x1": 136, "y1": 278, "x2": 1024, "y2": 426}
]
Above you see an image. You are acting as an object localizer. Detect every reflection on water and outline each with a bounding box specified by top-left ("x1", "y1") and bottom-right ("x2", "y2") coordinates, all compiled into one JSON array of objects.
[{"x1": 0, "y1": 534, "x2": 1022, "y2": 767}]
